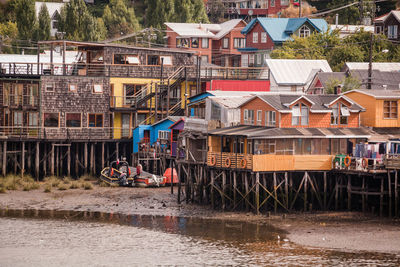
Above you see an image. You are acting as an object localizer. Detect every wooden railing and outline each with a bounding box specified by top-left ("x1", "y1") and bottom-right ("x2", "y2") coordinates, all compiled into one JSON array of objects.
[
  {"x1": 384, "y1": 154, "x2": 400, "y2": 169},
  {"x1": 333, "y1": 155, "x2": 386, "y2": 172},
  {"x1": 207, "y1": 151, "x2": 253, "y2": 170}
]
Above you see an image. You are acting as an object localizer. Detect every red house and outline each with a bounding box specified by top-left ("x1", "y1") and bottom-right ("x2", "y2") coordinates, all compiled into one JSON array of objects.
[{"x1": 165, "y1": 19, "x2": 246, "y2": 66}]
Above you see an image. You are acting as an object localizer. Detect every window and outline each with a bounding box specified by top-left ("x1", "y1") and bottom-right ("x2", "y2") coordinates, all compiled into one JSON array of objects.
[
  {"x1": 147, "y1": 55, "x2": 160, "y2": 65},
  {"x1": 292, "y1": 104, "x2": 301, "y2": 126},
  {"x1": 28, "y1": 112, "x2": 38, "y2": 127},
  {"x1": 253, "y1": 32, "x2": 258, "y2": 43},
  {"x1": 281, "y1": 0, "x2": 289, "y2": 5},
  {"x1": 261, "y1": 32, "x2": 267, "y2": 43},
  {"x1": 13, "y1": 112, "x2": 23, "y2": 126},
  {"x1": 176, "y1": 38, "x2": 190, "y2": 48},
  {"x1": 340, "y1": 106, "x2": 349, "y2": 125},
  {"x1": 244, "y1": 109, "x2": 254, "y2": 125},
  {"x1": 299, "y1": 25, "x2": 311, "y2": 38},
  {"x1": 256, "y1": 110, "x2": 262, "y2": 125},
  {"x1": 93, "y1": 84, "x2": 103, "y2": 93},
  {"x1": 222, "y1": 38, "x2": 229, "y2": 49},
  {"x1": 113, "y1": 54, "x2": 140, "y2": 65},
  {"x1": 241, "y1": 54, "x2": 248, "y2": 67},
  {"x1": 46, "y1": 83, "x2": 54, "y2": 92},
  {"x1": 201, "y1": 38, "x2": 209, "y2": 48},
  {"x1": 234, "y1": 38, "x2": 246, "y2": 48},
  {"x1": 265, "y1": 111, "x2": 276, "y2": 126},
  {"x1": 88, "y1": 114, "x2": 103, "y2": 127},
  {"x1": 256, "y1": 54, "x2": 262, "y2": 65},
  {"x1": 331, "y1": 104, "x2": 339, "y2": 125},
  {"x1": 384, "y1": 100, "x2": 398, "y2": 119},
  {"x1": 388, "y1": 25, "x2": 398, "y2": 39},
  {"x1": 3, "y1": 83, "x2": 10, "y2": 106},
  {"x1": 52, "y1": 20, "x2": 58, "y2": 29},
  {"x1": 376, "y1": 26, "x2": 382, "y2": 34},
  {"x1": 191, "y1": 37, "x2": 199, "y2": 48},
  {"x1": 26, "y1": 84, "x2": 38, "y2": 106},
  {"x1": 270, "y1": 0, "x2": 275, "y2": 7},
  {"x1": 301, "y1": 104, "x2": 309, "y2": 126},
  {"x1": 201, "y1": 55, "x2": 209, "y2": 63},
  {"x1": 160, "y1": 56, "x2": 172, "y2": 65},
  {"x1": 66, "y1": 113, "x2": 81, "y2": 127},
  {"x1": 158, "y1": 130, "x2": 170, "y2": 140},
  {"x1": 69, "y1": 84, "x2": 77, "y2": 92},
  {"x1": 44, "y1": 113, "x2": 59, "y2": 127},
  {"x1": 249, "y1": 54, "x2": 255, "y2": 66}
]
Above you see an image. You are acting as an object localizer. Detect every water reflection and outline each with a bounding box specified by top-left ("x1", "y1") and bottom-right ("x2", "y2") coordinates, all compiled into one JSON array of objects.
[{"x1": 0, "y1": 209, "x2": 400, "y2": 266}]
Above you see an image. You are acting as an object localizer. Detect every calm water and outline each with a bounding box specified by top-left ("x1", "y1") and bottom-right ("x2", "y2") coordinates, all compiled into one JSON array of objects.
[{"x1": 0, "y1": 209, "x2": 399, "y2": 266}]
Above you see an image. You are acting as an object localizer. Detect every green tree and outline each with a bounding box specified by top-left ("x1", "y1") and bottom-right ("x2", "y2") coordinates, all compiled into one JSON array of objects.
[
  {"x1": 0, "y1": 21, "x2": 19, "y2": 53},
  {"x1": 327, "y1": 0, "x2": 360, "y2": 25},
  {"x1": 59, "y1": 0, "x2": 104, "y2": 41},
  {"x1": 327, "y1": 44, "x2": 365, "y2": 71},
  {"x1": 145, "y1": 0, "x2": 175, "y2": 28},
  {"x1": 325, "y1": 75, "x2": 361, "y2": 94},
  {"x1": 208, "y1": 0, "x2": 226, "y2": 23},
  {"x1": 192, "y1": 0, "x2": 210, "y2": 23},
  {"x1": 174, "y1": 0, "x2": 193, "y2": 23},
  {"x1": 37, "y1": 4, "x2": 51, "y2": 41},
  {"x1": 102, "y1": 0, "x2": 140, "y2": 38},
  {"x1": 15, "y1": 0, "x2": 36, "y2": 41}
]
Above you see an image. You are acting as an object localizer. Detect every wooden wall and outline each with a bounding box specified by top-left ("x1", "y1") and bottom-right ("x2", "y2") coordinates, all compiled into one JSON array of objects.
[{"x1": 252, "y1": 154, "x2": 333, "y2": 172}]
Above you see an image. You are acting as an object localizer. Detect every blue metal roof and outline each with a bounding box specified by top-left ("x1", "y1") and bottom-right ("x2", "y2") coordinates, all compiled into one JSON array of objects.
[
  {"x1": 237, "y1": 47, "x2": 259, "y2": 52},
  {"x1": 188, "y1": 92, "x2": 213, "y2": 104},
  {"x1": 241, "y1": 18, "x2": 328, "y2": 43}
]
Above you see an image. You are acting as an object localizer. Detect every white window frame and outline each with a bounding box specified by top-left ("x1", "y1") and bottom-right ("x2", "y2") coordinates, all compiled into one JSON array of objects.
[
  {"x1": 271, "y1": 0, "x2": 275, "y2": 7},
  {"x1": 299, "y1": 25, "x2": 311, "y2": 38},
  {"x1": 253, "y1": 32, "x2": 258, "y2": 43},
  {"x1": 158, "y1": 130, "x2": 170, "y2": 140},
  {"x1": 256, "y1": 54, "x2": 262, "y2": 65},
  {"x1": 249, "y1": 54, "x2": 255, "y2": 66},
  {"x1": 261, "y1": 32, "x2": 267, "y2": 43},
  {"x1": 331, "y1": 104, "x2": 339, "y2": 125},
  {"x1": 222, "y1": 37, "x2": 229, "y2": 49},
  {"x1": 256, "y1": 110, "x2": 262, "y2": 125},
  {"x1": 292, "y1": 104, "x2": 301, "y2": 126},
  {"x1": 201, "y1": 38, "x2": 209, "y2": 48},
  {"x1": 93, "y1": 84, "x2": 103, "y2": 93},
  {"x1": 300, "y1": 104, "x2": 309, "y2": 126},
  {"x1": 160, "y1": 56, "x2": 172, "y2": 66},
  {"x1": 244, "y1": 109, "x2": 249, "y2": 123},
  {"x1": 265, "y1": 111, "x2": 276, "y2": 127},
  {"x1": 388, "y1": 25, "x2": 398, "y2": 39}
]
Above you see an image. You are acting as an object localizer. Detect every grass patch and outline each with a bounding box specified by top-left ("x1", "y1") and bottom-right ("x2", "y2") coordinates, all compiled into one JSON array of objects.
[
  {"x1": 44, "y1": 176, "x2": 61, "y2": 188},
  {"x1": 82, "y1": 182, "x2": 93, "y2": 190},
  {"x1": 0, "y1": 174, "x2": 39, "y2": 191},
  {"x1": 44, "y1": 184, "x2": 52, "y2": 193},
  {"x1": 79, "y1": 174, "x2": 96, "y2": 181},
  {"x1": 57, "y1": 183, "x2": 68, "y2": 191},
  {"x1": 69, "y1": 181, "x2": 80, "y2": 189},
  {"x1": 0, "y1": 186, "x2": 6, "y2": 193}
]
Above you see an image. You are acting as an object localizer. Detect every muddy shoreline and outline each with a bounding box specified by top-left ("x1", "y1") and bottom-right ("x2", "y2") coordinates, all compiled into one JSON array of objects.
[{"x1": 0, "y1": 186, "x2": 399, "y2": 255}]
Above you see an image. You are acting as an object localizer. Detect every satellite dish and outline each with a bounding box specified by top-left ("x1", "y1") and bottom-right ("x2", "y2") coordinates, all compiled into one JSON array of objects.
[{"x1": 248, "y1": 9, "x2": 253, "y2": 16}]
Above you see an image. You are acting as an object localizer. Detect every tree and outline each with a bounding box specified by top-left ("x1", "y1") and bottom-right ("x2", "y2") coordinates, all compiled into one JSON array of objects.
[
  {"x1": 59, "y1": 0, "x2": 104, "y2": 41},
  {"x1": 37, "y1": 4, "x2": 51, "y2": 41},
  {"x1": 192, "y1": 0, "x2": 210, "y2": 23},
  {"x1": 208, "y1": 0, "x2": 225, "y2": 23},
  {"x1": 0, "y1": 21, "x2": 18, "y2": 53},
  {"x1": 281, "y1": 2, "x2": 317, "y2": 18},
  {"x1": 174, "y1": 0, "x2": 194, "y2": 23},
  {"x1": 327, "y1": 0, "x2": 360, "y2": 25},
  {"x1": 145, "y1": 0, "x2": 175, "y2": 28},
  {"x1": 102, "y1": 0, "x2": 140, "y2": 38},
  {"x1": 15, "y1": 0, "x2": 36, "y2": 41},
  {"x1": 325, "y1": 75, "x2": 361, "y2": 94},
  {"x1": 327, "y1": 44, "x2": 365, "y2": 71}
]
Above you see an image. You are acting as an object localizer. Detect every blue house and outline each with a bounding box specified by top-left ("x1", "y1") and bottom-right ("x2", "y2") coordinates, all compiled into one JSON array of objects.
[
  {"x1": 132, "y1": 116, "x2": 181, "y2": 153},
  {"x1": 239, "y1": 17, "x2": 328, "y2": 67}
]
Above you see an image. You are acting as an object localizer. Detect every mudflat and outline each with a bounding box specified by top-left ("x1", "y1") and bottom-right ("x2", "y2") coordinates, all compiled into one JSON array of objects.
[{"x1": 0, "y1": 186, "x2": 399, "y2": 255}]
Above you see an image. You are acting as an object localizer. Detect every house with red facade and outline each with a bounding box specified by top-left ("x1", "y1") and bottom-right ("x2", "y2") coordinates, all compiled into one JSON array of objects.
[
  {"x1": 239, "y1": 17, "x2": 328, "y2": 66},
  {"x1": 238, "y1": 94, "x2": 363, "y2": 128},
  {"x1": 207, "y1": 0, "x2": 293, "y2": 20},
  {"x1": 165, "y1": 19, "x2": 246, "y2": 66}
]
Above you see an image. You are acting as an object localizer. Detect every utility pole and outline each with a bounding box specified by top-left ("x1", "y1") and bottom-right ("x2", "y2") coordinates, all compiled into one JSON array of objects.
[
  {"x1": 367, "y1": 1, "x2": 376, "y2": 89},
  {"x1": 299, "y1": 0, "x2": 302, "y2": 18}
]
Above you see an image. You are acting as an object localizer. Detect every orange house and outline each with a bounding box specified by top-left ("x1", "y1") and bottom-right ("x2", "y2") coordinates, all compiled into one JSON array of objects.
[
  {"x1": 239, "y1": 94, "x2": 363, "y2": 128},
  {"x1": 344, "y1": 89, "x2": 400, "y2": 128}
]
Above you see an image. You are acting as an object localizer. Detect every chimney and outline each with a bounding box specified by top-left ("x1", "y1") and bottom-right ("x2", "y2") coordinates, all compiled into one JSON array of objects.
[{"x1": 337, "y1": 85, "x2": 342, "y2": 94}]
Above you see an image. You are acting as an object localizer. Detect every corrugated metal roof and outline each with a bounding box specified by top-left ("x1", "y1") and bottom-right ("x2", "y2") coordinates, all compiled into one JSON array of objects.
[
  {"x1": 209, "y1": 96, "x2": 253, "y2": 108},
  {"x1": 266, "y1": 59, "x2": 332, "y2": 86},
  {"x1": 241, "y1": 18, "x2": 328, "y2": 42},
  {"x1": 344, "y1": 89, "x2": 400, "y2": 99},
  {"x1": 214, "y1": 19, "x2": 244, "y2": 39},
  {"x1": 344, "y1": 62, "x2": 400, "y2": 72}
]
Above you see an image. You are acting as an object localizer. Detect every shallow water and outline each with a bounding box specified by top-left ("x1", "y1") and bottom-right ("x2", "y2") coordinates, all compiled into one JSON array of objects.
[{"x1": 0, "y1": 209, "x2": 399, "y2": 266}]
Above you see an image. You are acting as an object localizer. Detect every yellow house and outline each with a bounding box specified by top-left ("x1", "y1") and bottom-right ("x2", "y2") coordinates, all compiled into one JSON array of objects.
[{"x1": 344, "y1": 90, "x2": 400, "y2": 128}]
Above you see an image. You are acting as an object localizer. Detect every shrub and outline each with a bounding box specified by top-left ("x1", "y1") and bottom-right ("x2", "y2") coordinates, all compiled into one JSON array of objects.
[
  {"x1": 44, "y1": 184, "x2": 51, "y2": 193},
  {"x1": 57, "y1": 183, "x2": 68, "y2": 191},
  {"x1": 69, "y1": 181, "x2": 80, "y2": 189},
  {"x1": 83, "y1": 182, "x2": 93, "y2": 190}
]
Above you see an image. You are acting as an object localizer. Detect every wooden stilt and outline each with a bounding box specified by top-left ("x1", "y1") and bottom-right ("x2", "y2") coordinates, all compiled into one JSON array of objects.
[
  {"x1": 177, "y1": 163, "x2": 181, "y2": 204},
  {"x1": 347, "y1": 175, "x2": 351, "y2": 211},
  {"x1": 170, "y1": 159, "x2": 174, "y2": 194},
  {"x1": 335, "y1": 177, "x2": 339, "y2": 210},
  {"x1": 75, "y1": 143, "x2": 79, "y2": 177},
  {"x1": 304, "y1": 172, "x2": 308, "y2": 212},
  {"x1": 27, "y1": 143, "x2": 31, "y2": 173},
  {"x1": 35, "y1": 142, "x2": 39, "y2": 180},
  {"x1": 90, "y1": 143, "x2": 95, "y2": 175},
  {"x1": 388, "y1": 171, "x2": 392, "y2": 218},
  {"x1": 43, "y1": 143, "x2": 47, "y2": 177},
  {"x1": 395, "y1": 171, "x2": 398, "y2": 217},
  {"x1": 323, "y1": 172, "x2": 327, "y2": 210},
  {"x1": 233, "y1": 171, "x2": 237, "y2": 208},
  {"x1": 222, "y1": 171, "x2": 226, "y2": 210},
  {"x1": 211, "y1": 169, "x2": 215, "y2": 209},
  {"x1": 256, "y1": 172, "x2": 260, "y2": 215},
  {"x1": 285, "y1": 172, "x2": 289, "y2": 210},
  {"x1": 60, "y1": 146, "x2": 63, "y2": 176},
  {"x1": 273, "y1": 172, "x2": 277, "y2": 213},
  {"x1": 14, "y1": 143, "x2": 17, "y2": 174},
  {"x1": 101, "y1": 142, "x2": 105, "y2": 169},
  {"x1": 50, "y1": 143, "x2": 55, "y2": 176},
  {"x1": 67, "y1": 145, "x2": 71, "y2": 177},
  {"x1": 84, "y1": 142, "x2": 88, "y2": 174},
  {"x1": 244, "y1": 172, "x2": 249, "y2": 211},
  {"x1": 2, "y1": 141, "x2": 6, "y2": 177},
  {"x1": 55, "y1": 146, "x2": 59, "y2": 176},
  {"x1": 362, "y1": 176, "x2": 366, "y2": 212},
  {"x1": 116, "y1": 142, "x2": 119, "y2": 160},
  {"x1": 380, "y1": 176, "x2": 384, "y2": 217},
  {"x1": 21, "y1": 142, "x2": 25, "y2": 177}
]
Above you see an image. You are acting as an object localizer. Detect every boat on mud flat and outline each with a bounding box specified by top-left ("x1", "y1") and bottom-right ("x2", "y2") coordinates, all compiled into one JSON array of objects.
[{"x1": 100, "y1": 161, "x2": 166, "y2": 187}]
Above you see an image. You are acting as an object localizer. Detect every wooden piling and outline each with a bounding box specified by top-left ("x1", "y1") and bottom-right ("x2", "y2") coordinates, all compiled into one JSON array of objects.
[
  {"x1": 347, "y1": 175, "x2": 351, "y2": 211},
  {"x1": 285, "y1": 172, "x2": 289, "y2": 210},
  {"x1": 84, "y1": 142, "x2": 88, "y2": 174},
  {"x1": 233, "y1": 171, "x2": 237, "y2": 208},
  {"x1": 21, "y1": 142, "x2": 25, "y2": 177},
  {"x1": 90, "y1": 143, "x2": 95, "y2": 175},
  {"x1": 211, "y1": 169, "x2": 215, "y2": 209},
  {"x1": 2, "y1": 141, "x2": 6, "y2": 176},
  {"x1": 255, "y1": 172, "x2": 260, "y2": 215},
  {"x1": 335, "y1": 177, "x2": 339, "y2": 210},
  {"x1": 244, "y1": 172, "x2": 249, "y2": 211},
  {"x1": 75, "y1": 143, "x2": 79, "y2": 177},
  {"x1": 50, "y1": 143, "x2": 55, "y2": 176},
  {"x1": 27, "y1": 143, "x2": 31, "y2": 173},
  {"x1": 395, "y1": 171, "x2": 398, "y2": 217},
  {"x1": 388, "y1": 171, "x2": 392, "y2": 218},
  {"x1": 67, "y1": 145, "x2": 71, "y2": 177},
  {"x1": 35, "y1": 142, "x2": 39, "y2": 180},
  {"x1": 362, "y1": 176, "x2": 366, "y2": 212},
  {"x1": 380, "y1": 176, "x2": 384, "y2": 217},
  {"x1": 304, "y1": 172, "x2": 308, "y2": 212},
  {"x1": 273, "y1": 172, "x2": 277, "y2": 213},
  {"x1": 222, "y1": 171, "x2": 226, "y2": 210},
  {"x1": 177, "y1": 163, "x2": 181, "y2": 204},
  {"x1": 55, "y1": 146, "x2": 59, "y2": 176},
  {"x1": 323, "y1": 172, "x2": 327, "y2": 210},
  {"x1": 101, "y1": 142, "x2": 105, "y2": 169}
]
